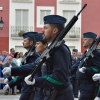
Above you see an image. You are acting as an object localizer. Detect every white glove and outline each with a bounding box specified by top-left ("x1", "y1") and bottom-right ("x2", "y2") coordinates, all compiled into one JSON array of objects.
[
  {"x1": 92, "y1": 74, "x2": 100, "y2": 81},
  {"x1": 3, "y1": 84, "x2": 10, "y2": 91},
  {"x1": 24, "y1": 75, "x2": 35, "y2": 85},
  {"x1": 79, "y1": 67, "x2": 86, "y2": 73},
  {"x1": 94, "y1": 97, "x2": 100, "y2": 100},
  {"x1": 2, "y1": 67, "x2": 11, "y2": 75},
  {"x1": 12, "y1": 76, "x2": 14, "y2": 79},
  {"x1": 4, "y1": 78, "x2": 9, "y2": 84}
]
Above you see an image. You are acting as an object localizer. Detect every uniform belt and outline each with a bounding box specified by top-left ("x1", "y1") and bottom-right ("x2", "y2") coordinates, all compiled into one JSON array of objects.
[
  {"x1": 79, "y1": 79, "x2": 94, "y2": 84},
  {"x1": 44, "y1": 84, "x2": 73, "y2": 96},
  {"x1": 35, "y1": 87, "x2": 43, "y2": 91},
  {"x1": 57, "y1": 84, "x2": 73, "y2": 95}
]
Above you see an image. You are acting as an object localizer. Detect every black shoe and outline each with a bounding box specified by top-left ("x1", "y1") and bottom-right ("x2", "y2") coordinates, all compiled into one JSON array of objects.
[
  {"x1": 74, "y1": 95, "x2": 78, "y2": 98},
  {"x1": 12, "y1": 92, "x2": 16, "y2": 95},
  {"x1": 4, "y1": 91, "x2": 8, "y2": 95}
]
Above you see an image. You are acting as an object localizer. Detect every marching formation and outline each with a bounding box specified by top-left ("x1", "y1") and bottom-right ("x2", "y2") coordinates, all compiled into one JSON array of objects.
[{"x1": 0, "y1": 4, "x2": 100, "y2": 100}]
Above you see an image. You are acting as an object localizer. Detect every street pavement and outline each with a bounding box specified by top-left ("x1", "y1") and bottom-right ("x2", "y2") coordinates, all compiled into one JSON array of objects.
[{"x1": 0, "y1": 90, "x2": 78, "y2": 100}]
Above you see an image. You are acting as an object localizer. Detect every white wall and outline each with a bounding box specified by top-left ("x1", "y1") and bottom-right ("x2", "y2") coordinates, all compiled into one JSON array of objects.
[
  {"x1": 9, "y1": 0, "x2": 34, "y2": 53},
  {"x1": 57, "y1": 0, "x2": 82, "y2": 52}
]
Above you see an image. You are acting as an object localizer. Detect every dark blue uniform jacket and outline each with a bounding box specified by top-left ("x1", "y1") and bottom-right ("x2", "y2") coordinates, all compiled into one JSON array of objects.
[
  {"x1": 8, "y1": 50, "x2": 39, "y2": 93},
  {"x1": 9, "y1": 45, "x2": 72, "y2": 91}
]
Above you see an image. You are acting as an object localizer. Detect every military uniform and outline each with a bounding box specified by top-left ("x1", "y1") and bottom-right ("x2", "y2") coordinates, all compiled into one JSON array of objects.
[
  {"x1": 33, "y1": 44, "x2": 74, "y2": 100},
  {"x1": 8, "y1": 57, "x2": 45, "y2": 100},
  {"x1": 6, "y1": 32, "x2": 44, "y2": 100},
  {"x1": 71, "y1": 50, "x2": 79, "y2": 98},
  {"x1": 10, "y1": 45, "x2": 74, "y2": 100},
  {"x1": 71, "y1": 32, "x2": 100, "y2": 100}
]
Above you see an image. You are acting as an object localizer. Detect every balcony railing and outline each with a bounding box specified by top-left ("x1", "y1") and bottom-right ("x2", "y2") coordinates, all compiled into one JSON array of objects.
[
  {"x1": 59, "y1": 0, "x2": 79, "y2": 4},
  {"x1": 12, "y1": 0, "x2": 32, "y2": 3},
  {"x1": 63, "y1": 0, "x2": 76, "y2": 2},
  {"x1": 10, "y1": 26, "x2": 80, "y2": 38},
  {"x1": 11, "y1": 26, "x2": 33, "y2": 37},
  {"x1": 65, "y1": 27, "x2": 80, "y2": 38}
]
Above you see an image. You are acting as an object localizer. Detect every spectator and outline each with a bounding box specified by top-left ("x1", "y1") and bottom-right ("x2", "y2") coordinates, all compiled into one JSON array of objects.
[
  {"x1": 12, "y1": 52, "x2": 22, "y2": 92},
  {"x1": 8, "y1": 48, "x2": 15, "y2": 58},
  {"x1": 0, "y1": 50, "x2": 8, "y2": 89},
  {"x1": 0, "y1": 50, "x2": 8, "y2": 66},
  {"x1": 12, "y1": 52, "x2": 21, "y2": 66},
  {"x1": 3, "y1": 56, "x2": 17, "y2": 95},
  {"x1": 19, "y1": 52, "x2": 24, "y2": 63}
]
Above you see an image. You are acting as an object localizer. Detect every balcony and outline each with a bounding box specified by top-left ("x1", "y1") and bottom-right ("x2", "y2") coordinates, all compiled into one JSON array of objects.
[
  {"x1": 12, "y1": 0, "x2": 32, "y2": 3},
  {"x1": 65, "y1": 27, "x2": 80, "y2": 39},
  {"x1": 63, "y1": 0, "x2": 76, "y2": 1},
  {"x1": 59, "y1": 0, "x2": 79, "y2": 4},
  {"x1": 11, "y1": 26, "x2": 33, "y2": 39}
]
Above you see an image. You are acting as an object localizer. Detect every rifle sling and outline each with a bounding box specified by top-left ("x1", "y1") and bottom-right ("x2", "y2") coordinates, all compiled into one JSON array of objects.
[{"x1": 29, "y1": 86, "x2": 35, "y2": 100}]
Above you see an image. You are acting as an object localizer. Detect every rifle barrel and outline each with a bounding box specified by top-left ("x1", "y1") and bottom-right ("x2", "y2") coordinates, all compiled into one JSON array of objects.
[{"x1": 77, "y1": 4, "x2": 87, "y2": 17}]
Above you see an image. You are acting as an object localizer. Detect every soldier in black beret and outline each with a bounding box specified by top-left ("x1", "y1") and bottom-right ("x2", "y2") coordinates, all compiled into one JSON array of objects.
[
  {"x1": 24, "y1": 15, "x2": 74, "y2": 100},
  {"x1": 2, "y1": 32, "x2": 44, "y2": 100},
  {"x1": 71, "y1": 32, "x2": 100, "y2": 100},
  {"x1": 71, "y1": 49, "x2": 79, "y2": 98}
]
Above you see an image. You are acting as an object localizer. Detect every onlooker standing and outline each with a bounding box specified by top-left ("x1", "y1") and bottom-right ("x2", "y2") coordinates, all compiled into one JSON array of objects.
[
  {"x1": 0, "y1": 50, "x2": 8, "y2": 66},
  {"x1": 0, "y1": 50, "x2": 8, "y2": 89},
  {"x1": 8, "y1": 48, "x2": 15, "y2": 58},
  {"x1": 19, "y1": 52, "x2": 24, "y2": 63},
  {"x1": 3, "y1": 56, "x2": 17, "y2": 95},
  {"x1": 12, "y1": 52, "x2": 21, "y2": 66}
]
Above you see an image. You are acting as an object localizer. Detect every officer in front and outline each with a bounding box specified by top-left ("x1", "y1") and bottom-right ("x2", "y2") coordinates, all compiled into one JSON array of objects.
[
  {"x1": 24, "y1": 15, "x2": 74, "y2": 100},
  {"x1": 2, "y1": 32, "x2": 44, "y2": 100},
  {"x1": 71, "y1": 32, "x2": 100, "y2": 100},
  {"x1": 71, "y1": 49, "x2": 79, "y2": 98}
]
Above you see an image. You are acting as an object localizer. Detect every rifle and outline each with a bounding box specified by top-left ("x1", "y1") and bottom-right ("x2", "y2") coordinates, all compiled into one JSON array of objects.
[
  {"x1": 78, "y1": 36, "x2": 100, "y2": 68},
  {"x1": 29, "y1": 4, "x2": 87, "y2": 80},
  {"x1": 21, "y1": 44, "x2": 35, "y2": 65}
]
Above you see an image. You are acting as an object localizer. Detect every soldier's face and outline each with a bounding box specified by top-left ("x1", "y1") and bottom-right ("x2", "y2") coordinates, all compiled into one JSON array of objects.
[
  {"x1": 82, "y1": 38, "x2": 93, "y2": 49},
  {"x1": 35, "y1": 42, "x2": 47, "y2": 54},
  {"x1": 42, "y1": 24, "x2": 54, "y2": 43},
  {"x1": 23, "y1": 38, "x2": 33, "y2": 49},
  {"x1": 72, "y1": 52, "x2": 77, "y2": 57}
]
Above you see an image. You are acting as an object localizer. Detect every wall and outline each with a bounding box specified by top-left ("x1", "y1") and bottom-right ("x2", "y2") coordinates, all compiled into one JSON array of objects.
[
  {"x1": 82, "y1": 0, "x2": 100, "y2": 52},
  {"x1": 57, "y1": 0, "x2": 82, "y2": 52},
  {"x1": 9, "y1": 0, "x2": 34, "y2": 53},
  {"x1": 0, "y1": 0, "x2": 9, "y2": 52},
  {"x1": 34, "y1": 0, "x2": 56, "y2": 32}
]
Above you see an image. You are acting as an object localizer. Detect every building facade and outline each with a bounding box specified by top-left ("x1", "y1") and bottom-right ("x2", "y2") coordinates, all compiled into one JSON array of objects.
[{"x1": 0, "y1": 0, "x2": 99, "y2": 54}]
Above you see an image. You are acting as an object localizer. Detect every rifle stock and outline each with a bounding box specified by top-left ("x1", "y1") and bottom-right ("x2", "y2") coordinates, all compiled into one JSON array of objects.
[{"x1": 29, "y1": 4, "x2": 87, "y2": 80}]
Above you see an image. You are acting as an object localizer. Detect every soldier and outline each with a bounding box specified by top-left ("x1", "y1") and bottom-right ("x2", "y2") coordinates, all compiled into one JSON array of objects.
[
  {"x1": 77, "y1": 52, "x2": 82, "y2": 59},
  {"x1": 71, "y1": 49, "x2": 79, "y2": 98},
  {"x1": 71, "y1": 32, "x2": 100, "y2": 100},
  {"x1": 24, "y1": 15, "x2": 74, "y2": 100},
  {"x1": 2, "y1": 32, "x2": 44, "y2": 100},
  {"x1": 92, "y1": 73, "x2": 100, "y2": 100}
]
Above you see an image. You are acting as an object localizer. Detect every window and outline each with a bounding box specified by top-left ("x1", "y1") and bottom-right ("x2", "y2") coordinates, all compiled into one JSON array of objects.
[
  {"x1": 63, "y1": 10, "x2": 76, "y2": 36},
  {"x1": 37, "y1": 6, "x2": 54, "y2": 27},
  {"x1": 63, "y1": 10, "x2": 75, "y2": 25},
  {"x1": 15, "y1": 10, "x2": 28, "y2": 31},
  {"x1": 40, "y1": 10, "x2": 51, "y2": 25}
]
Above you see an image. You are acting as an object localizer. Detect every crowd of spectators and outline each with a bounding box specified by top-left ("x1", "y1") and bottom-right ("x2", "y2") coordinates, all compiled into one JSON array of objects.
[{"x1": 0, "y1": 48, "x2": 24, "y2": 95}]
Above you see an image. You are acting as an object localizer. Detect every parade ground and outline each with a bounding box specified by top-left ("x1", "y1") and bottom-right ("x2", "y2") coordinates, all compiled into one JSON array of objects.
[{"x1": 0, "y1": 90, "x2": 78, "y2": 100}]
